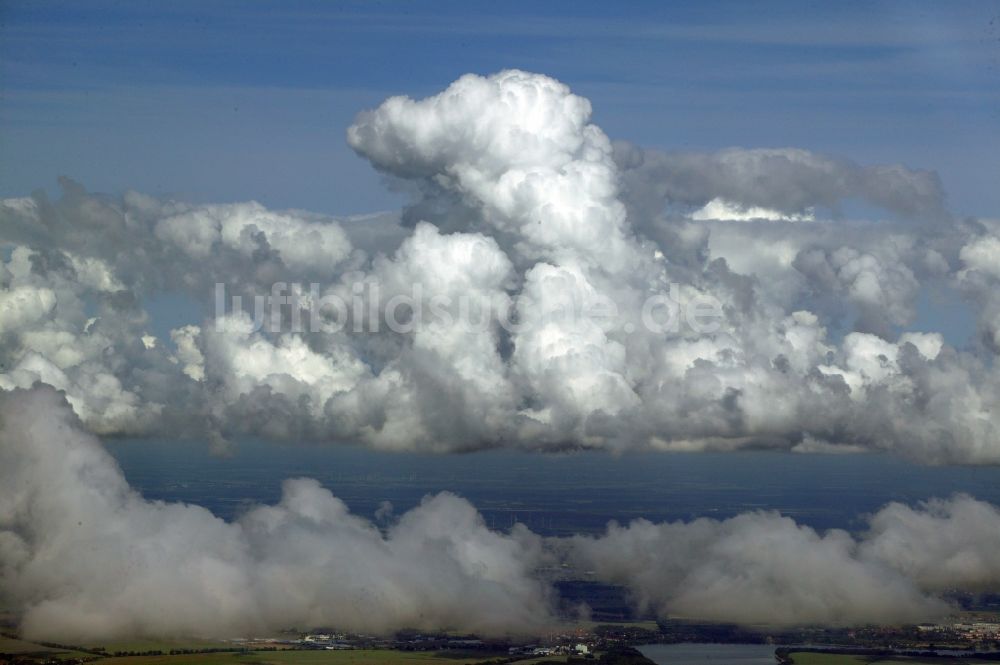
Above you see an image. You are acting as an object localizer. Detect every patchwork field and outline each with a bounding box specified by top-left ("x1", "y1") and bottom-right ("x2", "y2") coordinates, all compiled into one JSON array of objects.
[
  {"x1": 87, "y1": 650, "x2": 514, "y2": 665},
  {"x1": 0, "y1": 635, "x2": 94, "y2": 660},
  {"x1": 786, "y1": 652, "x2": 998, "y2": 665},
  {"x1": 0, "y1": 641, "x2": 534, "y2": 665}
]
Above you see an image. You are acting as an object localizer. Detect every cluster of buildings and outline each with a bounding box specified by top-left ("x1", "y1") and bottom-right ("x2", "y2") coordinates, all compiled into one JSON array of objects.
[
  {"x1": 282, "y1": 633, "x2": 498, "y2": 652},
  {"x1": 916, "y1": 621, "x2": 1000, "y2": 643},
  {"x1": 508, "y1": 644, "x2": 592, "y2": 657},
  {"x1": 299, "y1": 634, "x2": 354, "y2": 650},
  {"x1": 279, "y1": 631, "x2": 601, "y2": 658}
]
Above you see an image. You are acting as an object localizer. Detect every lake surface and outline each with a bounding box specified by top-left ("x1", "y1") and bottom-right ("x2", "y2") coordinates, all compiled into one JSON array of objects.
[
  {"x1": 639, "y1": 643, "x2": 780, "y2": 665},
  {"x1": 102, "y1": 438, "x2": 1000, "y2": 536}
]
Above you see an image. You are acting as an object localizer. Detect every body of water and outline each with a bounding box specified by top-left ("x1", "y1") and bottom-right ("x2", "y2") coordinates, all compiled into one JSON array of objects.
[{"x1": 102, "y1": 438, "x2": 1000, "y2": 536}]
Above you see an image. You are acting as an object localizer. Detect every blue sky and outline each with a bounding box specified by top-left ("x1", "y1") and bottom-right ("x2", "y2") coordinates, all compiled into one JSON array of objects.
[{"x1": 2, "y1": 0, "x2": 999, "y2": 216}]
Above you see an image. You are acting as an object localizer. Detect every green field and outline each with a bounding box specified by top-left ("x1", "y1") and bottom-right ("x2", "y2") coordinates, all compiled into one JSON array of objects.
[
  {"x1": 0, "y1": 635, "x2": 64, "y2": 654},
  {"x1": 89, "y1": 649, "x2": 514, "y2": 665},
  {"x1": 0, "y1": 635, "x2": 94, "y2": 659},
  {"x1": 573, "y1": 621, "x2": 659, "y2": 632},
  {"x1": 84, "y1": 639, "x2": 238, "y2": 653},
  {"x1": 786, "y1": 652, "x2": 992, "y2": 665},
  {"x1": 509, "y1": 656, "x2": 568, "y2": 665},
  {"x1": 786, "y1": 654, "x2": 869, "y2": 665}
]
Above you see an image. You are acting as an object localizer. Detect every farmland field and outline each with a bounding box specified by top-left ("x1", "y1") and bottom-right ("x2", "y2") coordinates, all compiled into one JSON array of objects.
[
  {"x1": 785, "y1": 652, "x2": 992, "y2": 665},
  {"x1": 89, "y1": 649, "x2": 514, "y2": 665},
  {"x1": 0, "y1": 635, "x2": 93, "y2": 659}
]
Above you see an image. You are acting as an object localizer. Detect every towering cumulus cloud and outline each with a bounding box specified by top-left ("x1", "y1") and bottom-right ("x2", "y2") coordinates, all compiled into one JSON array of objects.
[
  {"x1": 348, "y1": 70, "x2": 648, "y2": 430},
  {"x1": 1, "y1": 70, "x2": 999, "y2": 461},
  {"x1": 2, "y1": 70, "x2": 998, "y2": 461},
  {"x1": 3, "y1": 388, "x2": 1000, "y2": 639}
]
